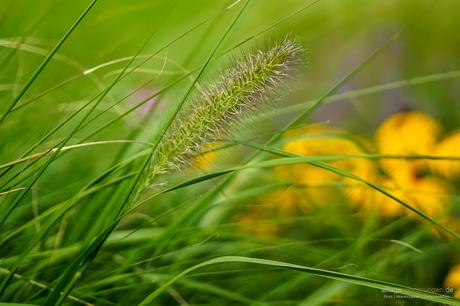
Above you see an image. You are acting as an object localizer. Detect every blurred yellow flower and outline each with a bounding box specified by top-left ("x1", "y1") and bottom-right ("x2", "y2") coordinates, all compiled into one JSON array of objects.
[
  {"x1": 444, "y1": 264, "x2": 460, "y2": 299},
  {"x1": 347, "y1": 175, "x2": 450, "y2": 218},
  {"x1": 254, "y1": 112, "x2": 454, "y2": 222},
  {"x1": 402, "y1": 177, "x2": 450, "y2": 218},
  {"x1": 277, "y1": 125, "x2": 370, "y2": 209},
  {"x1": 237, "y1": 187, "x2": 312, "y2": 236},
  {"x1": 237, "y1": 211, "x2": 278, "y2": 237},
  {"x1": 346, "y1": 176, "x2": 405, "y2": 218},
  {"x1": 262, "y1": 187, "x2": 313, "y2": 216},
  {"x1": 193, "y1": 142, "x2": 219, "y2": 169},
  {"x1": 345, "y1": 158, "x2": 450, "y2": 219},
  {"x1": 430, "y1": 131, "x2": 460, "y2": 179},
  {"x1": 376, "y1": 111, "x2": 441, "y2": 183}
]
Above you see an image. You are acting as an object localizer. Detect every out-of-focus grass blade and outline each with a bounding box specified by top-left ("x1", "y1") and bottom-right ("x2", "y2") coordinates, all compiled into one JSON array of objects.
[
  {"x1": 257, "y1": 69, "x2": 460, "y2": 122},
  {"x1": 0, "y1": 0, "x2": 171, "y2": 233},
  {"x1": 157, "y1": 26, "x2": 404, "y2": 251},
  {"x1": 138, "y1": 256, "x2": 460, "y2": 305},
  {"x1": 0, "y1": 0, "x2": 99, "y2": 124},
  {"x1": 153, "y1": 152, "x2": 459, "y2": 195},
  {"x1": 43, "y1": 2, "x2": 251, "y2": 305},
  {"x1": 0, "y1": 303, "x2": 40, "y2": 306},
  {"x1": 154, "y1": 140, "x2": 459, "y2": 240}
]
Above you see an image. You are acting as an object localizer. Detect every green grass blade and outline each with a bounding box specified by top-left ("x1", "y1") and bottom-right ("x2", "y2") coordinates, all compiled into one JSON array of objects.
[
  {"x1": 0, "y1": 0, "x2": 99, "y2": 124},
  {"x1": 42, "y1": 2, "x2": 251, "y2": 305},
  {"x1": 138, "y1": 256, "x2": 460, "y2": 305}
]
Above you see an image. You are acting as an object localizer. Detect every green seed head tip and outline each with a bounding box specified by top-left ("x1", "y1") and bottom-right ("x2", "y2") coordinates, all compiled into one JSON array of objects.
[{"x1": 151, "y1": 39, "x2": 302, "y2": 181}]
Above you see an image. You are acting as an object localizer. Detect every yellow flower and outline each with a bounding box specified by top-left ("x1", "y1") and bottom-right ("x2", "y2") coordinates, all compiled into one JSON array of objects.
[
  {"x1": 237, "y1": 211, "x2": 278, "y2": 237},
  {"x1": 281, "y1": 126, "x2": 368, "y2": 180},
  {"x1": 272, "y1": 115, "x2": 452, "y2": 220},
  {"x1": 346, "y1": 171, "x2": 450, "y2": 218},
  {"x1": 277, "y1": 125, "x2": 370, "y2": 209},
  {"x1": 430, "y1": 131, "x2": 460, "y2": 178},
  {"x1": 237, "y1": 187, "x2": 313, "y2": 236},
  {"x1": 444, "y1": 264, "x2": 460, "y2": 299},
  {"x1": 193, "y1": 142, "x2": 219, "y2": 169},
  {"x1": 402, "y1": 177, "x2": 450, "y2": 218},
  {"x1": 347, "y1": 176, "x2": 405, "y2": 218},
  {"x1": 432, "y1": 215, "x2": 460, "y2": 239},
  {"x1": 376, "y1": 111, "x2": 441, "y2": 183},
  {"x1": 262, "y1": 187, "x2": 313, "y2": 216}
]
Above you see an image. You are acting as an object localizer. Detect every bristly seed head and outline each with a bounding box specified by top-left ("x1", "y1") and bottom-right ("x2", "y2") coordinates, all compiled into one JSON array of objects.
[{"x1": 147, "y1": 39, "x2": 303, "y2": 185}]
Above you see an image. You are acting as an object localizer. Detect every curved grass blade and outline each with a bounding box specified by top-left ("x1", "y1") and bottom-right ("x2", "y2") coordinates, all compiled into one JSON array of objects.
[
  {"x1": 151, "y1": 27, "x2": 405, "y2": 255},
  {"x1": 42, "y1": 2, "x2": 251, "y2": 305},
  {"x1": 0, "y1": 0, "x2": 328, "y2": 189},
  {"x1": 138, "y1": 256, "x2": 460, "y2": 305},
  {"x1": 9, "y1": 0, "x2": 243, "y2": 114},
  {"x1": 0, "y1": 267, "x2": 93, "y2": 306},
  {"x1": 0, "y1": 0, "x2": 99, "y2": 125},
  {"x1": 150, "y1": 139, "x2": 459, "y2": 240},
  {"x1": 0, "y1": 0, "x2": 63, "y2": 68},
  {"x1": 256, "y1": 68, "x2": 460, "y2": 122},
  {"x1": 0, "y1": 38, "x2": 114, "y2": 102},
  {"x1": 0, "y1": 140, "x2": 151, "y2": 170},
  {"x1": 0, "y1": 0, "x2": 175, "y2": 235},
  {"x1": 0, "y1": 0, "x2": 245, "y2": 186}
]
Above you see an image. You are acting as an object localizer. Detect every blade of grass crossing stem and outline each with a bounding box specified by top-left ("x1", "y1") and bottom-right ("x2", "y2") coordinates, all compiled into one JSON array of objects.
[
  {"x1": 0, "y1": 0, "x2": 173, "y2": 229},
  {"x1": 10, "y1": 0, "x2": 238, "y2": 114},
  {"x1": 257, "y1": 69, "x2": 460, "y2": 122},
  {"x1": 0, "y1": 0, "x2": 99, "y2": 125},
  {"x1": 83, "y1": 0, "x2": 321, "y2": 143},
  {"x1": 0, "y1": 0, "x2": 318, "y2": 184},
  {"x1": 0, "y1": 0, "x2": 235, "y2": 186},
  {"x1": 237, "y1": 140, "x2": 460, "y2": 240},
  {"x1": 153, "y1": 154, "x2": 459, "y2": 194},
  {"x1": 3, "y1": 66, "x2": 460, "y2": 192},
  {"x1": 0, "y1": 2, "x2": 175, "y2": 294},
  {"x1": 153, "y1": 140, "x2": 459, "y2": 240},
  {"x1": 150, "y1": 29, "x2": 403, "y2": 255},
  {"x1": 0, "y1": 0, "x2": 63, "y2": 68},
  {"x1": 125, "y1": 152, "x2": 460, "y2": 216},
  {"x1": 0, "y1": 168, "x2": 138, "y2": 298},
  {"x1": 43, "y1": 2, "x2": 250, "y2": 305},
  {"x1": 138, "y1": 256, "x2": 460, "y2": 305}
]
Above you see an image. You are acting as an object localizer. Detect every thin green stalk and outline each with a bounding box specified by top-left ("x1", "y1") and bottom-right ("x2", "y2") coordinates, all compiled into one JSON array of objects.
[{"x1": 0, "y1": 0, "x2": 99, "y2": 125}]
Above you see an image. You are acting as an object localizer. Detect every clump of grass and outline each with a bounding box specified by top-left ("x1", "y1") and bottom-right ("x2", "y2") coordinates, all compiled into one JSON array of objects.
[{"x1": 145, "y1": 39, "x2": 302, "y2": 186}]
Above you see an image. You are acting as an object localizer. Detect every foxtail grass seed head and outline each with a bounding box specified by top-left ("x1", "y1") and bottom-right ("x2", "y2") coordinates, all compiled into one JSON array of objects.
[{"x1": 146, "y1": 39, "x2": 302, "y2": 187}]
